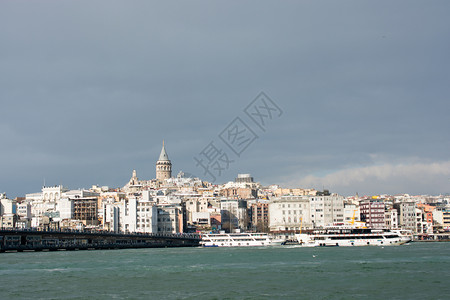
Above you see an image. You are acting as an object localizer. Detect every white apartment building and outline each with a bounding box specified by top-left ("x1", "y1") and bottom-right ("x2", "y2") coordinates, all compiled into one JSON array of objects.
[
  {"x1": 310, "y1": 194, "x2": 344, "y2": 228},
  {"x1": 398, "y1": 202, "x2": 416, "y2": 232},
  {"x1": 1, "y1": 197, "x2": 16, "y2": 215},
  {"x1": 385, "y1": 208, "x2": 398, "y2": 229},
  {"x1": 136, "y1": 199, "x2": 158, "y2": 233},
  {"x1": 343, "y1": 203, "x2": 360, "y2": 225},
  {"x1": 103, "y1": 203, "x2": 120, "y2": 232},
  {"x1": 58, "y1": 198, "x2": 74, "y2": 220},
  {"x1": 185, "y1": 197, "x2": 209, "y2": 225},
  {"x1": 120, "y1": 197, "x2": 158, "y2": 234},
  {"x1": 31, "y1": 200, "x2": 57, "y2": 219},
  {"x1": 269, "y1": 196, "x2": 311, "y2": 232},
  {"x1": 416, "y1": 208, "x2": 425, "y2": 234},
  {"x1": 17, "y1": 202, "x2": 32, "y2": 220},
  {"x1": 25, "y1": 192, "x2": 42, "y2": 201},
  {"x1": 157, "y1": 204, "x2": 183, "y2": 233}
]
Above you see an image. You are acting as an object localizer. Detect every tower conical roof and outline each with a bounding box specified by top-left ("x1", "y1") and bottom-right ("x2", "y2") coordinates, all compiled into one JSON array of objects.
[{"x1": 158, "y1": 141, "x2": 170, "y2": 161}]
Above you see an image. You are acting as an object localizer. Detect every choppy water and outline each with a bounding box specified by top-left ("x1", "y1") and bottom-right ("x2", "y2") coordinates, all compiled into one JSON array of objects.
[{"x1": 0, "y1": 242, "x2": 449, "y2": 299}]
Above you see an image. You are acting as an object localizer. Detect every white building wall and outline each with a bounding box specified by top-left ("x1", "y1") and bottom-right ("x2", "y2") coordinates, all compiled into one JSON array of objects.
[
  {"x1": 385, "y1": 209, "x2": 398, "y2": 229},
  {"x1": 25, "y1": 192, "x2": 43, "y2": 202},
  {"x1": 58, "y1": 198, "x2": 74, "y2": 220},
  {"x1": 310, "y1": 194, "x2": 344, "y2": 228},
  {"x1": 0, "y1": 198, "x2": 16, "y2": 215},
  {"x1": 121, "y1": 197, "x2": 137, "y2": 233},
  {"x1": 103, "y1": 204, "x2": 120, "y2": 233},
  {"x1": 42, "y1": 185, "x2": 66, "y2": 202},
  {"x1": 17, "y1": 202, "x2": 32, "y2": 219},
  {"x1": 400, "y1": 202, "x2": 416, "y2": 231},
  {"x1": 433, "y1": 210, "x2": 444, "y2": 225},
  {"x1": 136, "y1": 200, "x2": 157, "y2": 233},
  {"x1": 192, "y1": 211, "x2": 211, "y2": 226},
  {"x1": 118, "y1": 197, "x2": 158, "y2": 234},
  {"x1": 269, "y1": 196, "x2": 311, "y2": 231},
  {"x1": 343, "y1": 204, "x2": 360, "y2": 225},
  {"x1": 157, "y1": 205, "x2": 183, "y2": 234}
]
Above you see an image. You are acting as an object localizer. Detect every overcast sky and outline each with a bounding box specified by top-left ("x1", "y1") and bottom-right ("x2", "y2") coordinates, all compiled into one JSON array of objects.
[{"x1": 1, "y1": 1, "x2": 449, "y2": 198}]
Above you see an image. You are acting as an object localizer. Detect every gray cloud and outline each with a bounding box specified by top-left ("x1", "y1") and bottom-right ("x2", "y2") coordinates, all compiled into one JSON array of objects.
[
  {"x1": 290, "y1": 160, "x2": 450, "y2": 196},
  {"x1": 1, "y1": 1, "x2": 449, "y2": 197}
]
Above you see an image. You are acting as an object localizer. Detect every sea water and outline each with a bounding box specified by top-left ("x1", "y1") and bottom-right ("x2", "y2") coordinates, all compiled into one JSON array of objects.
[{"x1": 0, "y1": 242, "x2": 449, "y2": 299}]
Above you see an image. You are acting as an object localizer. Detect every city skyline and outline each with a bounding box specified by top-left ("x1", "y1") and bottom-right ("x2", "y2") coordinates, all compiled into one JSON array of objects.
[{"x1": 1, "y1": 1, "x2": 450, "y2": 197}]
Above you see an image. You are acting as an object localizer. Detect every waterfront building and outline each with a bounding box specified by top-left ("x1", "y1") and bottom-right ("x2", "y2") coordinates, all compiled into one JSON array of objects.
[
  {"x1": 31, "y1": 200, "x2": 57, "y2": 220},
  {"x1": 433, "y1": 208, "x2": 450, "y2": 231},
  {"x1": 0, "y1": 196, "x2": 16, "y2": 216},
  {"x1": 157, "y1": 204, "x2": 183, "y2": 233},
  {"x1": 73, "y1": 197, "x2": 99, "y2": 226},
  {"x1": 220, "y1": 198, "x2": 248, "y2": 232},
  {"x1": 0, "y1": 214, "x2": 18, "y2": 228},
  {"x1": 385, "y1": 208, "x2": 398, "y2": 229},
  {"x1": 97, "y1": 191, "x2": 126, "y2": 225},
  {"x1": 415, "y1": 208, "x2": 426, "y2": 234},
  {"x1": 0, "y1": 193, "x2": 17, "y2": 228},
  {"x1": 16, "y1": 202, "x2": 31, "y2": 220},
  {"x1": 190, "y1": 211, "x2": 211, "y2": 227},
  {"x1": 58, "y1": 197, "x2": 74, "y2": 220},
  {"x1": 137, "y1": 199, "x2": 158, "y2": 233},
  {"x1": 185, "y1": 197, "x2": 209, "y2": 225},
  {"x1": 309, "y1": 192, "x2": 344, "y2": 228},
  {"x1": 119, "y1": 197, "x2": 158, "y2": 233},
  {"x1": 359, "y1": 200, "x2": 385, "y2": 229},
  {"x1": 396, "y1": 202, "x2": 417, "y2": 232},
  {"x1": 248, "y1": 200, "x2": 270, "y2": 232},
  {"x1": 269, "y1": 196, "x2": 311, "y2": 232},
  {"x1": 156, "y1": 141, "x2": 172, "y2": 181},
  {"x1": 103, "y1": 203, "x2": 120, "y2": 232},
  {"x1": 417, "y1": 203, "x2": 435, "y2": 234},
  {"x1": 343, "y1": 203, "x2": 361, "y2": 225}
]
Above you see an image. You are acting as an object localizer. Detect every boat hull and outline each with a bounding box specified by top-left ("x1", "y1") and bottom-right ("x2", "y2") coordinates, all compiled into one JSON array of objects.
[
  {"x1": 295, "y1": 228, "x2": 412, "y2": 247},
  {"x1": 201, "y1": 232, "x2": 284, "y2": 247}
]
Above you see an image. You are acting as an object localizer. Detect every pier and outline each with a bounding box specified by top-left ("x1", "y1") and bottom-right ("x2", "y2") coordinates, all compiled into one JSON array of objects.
[{"x1": 0, "y1": 229, "x2": 201, "y2": 252}]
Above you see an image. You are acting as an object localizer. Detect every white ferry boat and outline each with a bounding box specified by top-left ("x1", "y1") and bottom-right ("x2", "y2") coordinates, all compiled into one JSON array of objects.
[
  {"x1": 201, "y1": 232, "x2": 284, "y2": 247},
  {"x1": 295, "y1": 228, "x2": 412, "y2": 247}
]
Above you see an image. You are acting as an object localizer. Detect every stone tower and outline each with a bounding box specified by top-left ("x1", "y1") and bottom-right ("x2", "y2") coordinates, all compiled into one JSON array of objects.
[{"x1": 156, "y1": 141, "x2": 172, "y2": 181}]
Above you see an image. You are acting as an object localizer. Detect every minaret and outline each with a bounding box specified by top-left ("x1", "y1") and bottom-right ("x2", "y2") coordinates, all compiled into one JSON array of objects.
[
  {"x1": 130, "y1": 169, "x2": 138, "y2": 185},
  {"x1": 156, "y1": 140, "x2": 172, "y2": 181}
]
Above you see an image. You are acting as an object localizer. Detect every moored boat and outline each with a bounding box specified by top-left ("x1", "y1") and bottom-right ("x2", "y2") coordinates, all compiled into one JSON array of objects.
[
  {"x1": 295, "y1": 227, "x2": 412, "y2": 247},
  {"x1": 201, "y1": 232, "x2": 284, "y2": 247}
]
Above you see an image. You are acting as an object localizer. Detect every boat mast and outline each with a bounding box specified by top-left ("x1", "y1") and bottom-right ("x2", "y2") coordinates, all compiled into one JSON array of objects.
[{"x1": 300, "y1": 217, "x2": 303, "y2": 234}]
